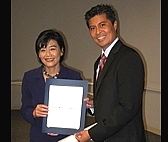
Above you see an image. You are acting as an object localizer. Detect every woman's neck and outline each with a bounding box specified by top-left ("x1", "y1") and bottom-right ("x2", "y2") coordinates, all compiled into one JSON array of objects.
[{"x1": 43, "y1": 65, "x2": 60, "y2": 78}]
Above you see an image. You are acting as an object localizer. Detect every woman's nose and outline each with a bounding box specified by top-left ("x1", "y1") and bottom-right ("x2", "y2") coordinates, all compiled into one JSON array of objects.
[{"x1": 45, "y1": 49, "x2": 51, "y2": 55}]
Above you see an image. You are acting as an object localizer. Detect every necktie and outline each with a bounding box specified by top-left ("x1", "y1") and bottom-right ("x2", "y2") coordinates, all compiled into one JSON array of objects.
[{"x1": 97, "y1": 54, "x2": 107, "y2": 79}]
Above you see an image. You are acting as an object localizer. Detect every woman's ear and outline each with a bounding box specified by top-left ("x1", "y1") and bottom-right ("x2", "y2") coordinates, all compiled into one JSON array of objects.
[{"x1": 61, "y1": 49, "x2": 64, "y2": 56}]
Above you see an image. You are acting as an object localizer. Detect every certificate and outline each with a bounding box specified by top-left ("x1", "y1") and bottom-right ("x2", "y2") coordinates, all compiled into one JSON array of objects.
[
  {"x1": 42, "y1": 79, "x2": 88, "y2": 135},
  {"x1": 58, "y1": 123, "x2": 97, "y2": 142}
]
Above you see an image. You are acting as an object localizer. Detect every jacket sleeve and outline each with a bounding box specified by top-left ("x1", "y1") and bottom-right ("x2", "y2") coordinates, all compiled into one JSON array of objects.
[{"x1": 20, "y1": 72, "x2": 35, "y2": 124}]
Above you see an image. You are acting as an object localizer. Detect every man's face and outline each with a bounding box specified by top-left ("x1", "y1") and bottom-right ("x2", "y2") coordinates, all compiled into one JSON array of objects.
[{"x1": 88, "y1": 13, "x2": 117, "y2": 51}]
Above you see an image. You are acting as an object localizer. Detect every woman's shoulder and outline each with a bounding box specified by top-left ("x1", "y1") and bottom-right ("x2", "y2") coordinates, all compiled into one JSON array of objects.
[
  {"x1": 61, "y1": 64, "x2": 80, "y2": 73},
  {"x1": 23, "y1": 66, "x2": 42, "y2": 78},
  {"x1": 25, "y1": 66, "x2": 42, "y2": 73},
  {"x1": 60, "y1": 64, "x2": 82, "y2": 79}
]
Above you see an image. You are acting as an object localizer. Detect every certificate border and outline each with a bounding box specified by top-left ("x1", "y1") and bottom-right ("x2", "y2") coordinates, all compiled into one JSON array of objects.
[{"x1": 42, "y1": 79, "x2": 88, "y2": 135}]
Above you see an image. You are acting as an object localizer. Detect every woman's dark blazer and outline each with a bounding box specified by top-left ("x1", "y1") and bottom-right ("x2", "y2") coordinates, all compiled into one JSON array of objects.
[
  {"x1": 88, "y1": 39, "x2": 146, "y2": 142},
  {"x1": 20, "y1": 64, "x2": 82, "y2": 142}
]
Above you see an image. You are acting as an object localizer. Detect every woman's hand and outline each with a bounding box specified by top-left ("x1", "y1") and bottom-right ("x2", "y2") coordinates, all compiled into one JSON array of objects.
[
  {"x1": 47, "y1": 133, "x2": 58, "y2": 136},
  {"x1": 84, "y1": 97, "x2": 93, "y2": 108},
  {"x1": 33, "y1": 104, "x2": 48, "y2": 118}
]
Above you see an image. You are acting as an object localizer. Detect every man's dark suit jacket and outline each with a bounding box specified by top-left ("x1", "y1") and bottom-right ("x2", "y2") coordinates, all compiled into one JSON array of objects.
[
  {"x1": 88, "y1": 40, "x2": 146, "y2": 142},
  {"x1": 20, "y1": 64, "x2": 82, "y2": 142}
]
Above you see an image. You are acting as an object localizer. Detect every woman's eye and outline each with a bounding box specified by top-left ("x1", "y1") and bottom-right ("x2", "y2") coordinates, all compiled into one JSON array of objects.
[
  {"x1": 40, "y1": 48, "x2": 46, "y2": 52},
  {"x1": 50, "y1": 47, "x2": 57, "y2": 51}
]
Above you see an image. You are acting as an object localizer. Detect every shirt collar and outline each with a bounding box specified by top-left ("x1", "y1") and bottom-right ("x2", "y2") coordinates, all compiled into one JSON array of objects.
[{"x1": 101, "y1": 37, "x2": 119, "y2": 57}]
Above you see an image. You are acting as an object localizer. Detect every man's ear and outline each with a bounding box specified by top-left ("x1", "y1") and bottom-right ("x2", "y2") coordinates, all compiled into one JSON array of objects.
[{"x1": 114, "y1": 21, "x2": 117, "y2": 31}]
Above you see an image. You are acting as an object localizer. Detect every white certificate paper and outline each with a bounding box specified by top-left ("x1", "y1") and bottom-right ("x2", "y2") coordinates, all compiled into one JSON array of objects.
[
  {"x1": 47, "y1": 85, "x2": 83, "y2": 130},
  {"x1": 42, "y1": 79, "x2": 88, "y2": 135},
  {"x1": 58, "y1": 123, "x2": 97, "y2": 142}
]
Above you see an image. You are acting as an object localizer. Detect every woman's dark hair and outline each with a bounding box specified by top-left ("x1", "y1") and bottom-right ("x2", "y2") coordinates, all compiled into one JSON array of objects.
[
  {"x1": 84, "y1": 4, "x2": 116, "y2": 28},
  {"x1": 35, "y1": 29, "x2": 65, "y2": 64}
]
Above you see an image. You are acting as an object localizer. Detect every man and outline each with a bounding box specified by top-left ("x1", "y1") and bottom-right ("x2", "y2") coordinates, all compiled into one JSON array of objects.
[{"x1": 75, "y1": 4, "x2": 146, "y2": 142}]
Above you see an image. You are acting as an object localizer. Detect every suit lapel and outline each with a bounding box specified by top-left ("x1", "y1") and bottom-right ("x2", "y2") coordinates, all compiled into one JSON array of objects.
[
  {"x1": 34, "y1": 66, "x2": 45, "y2": 91},
  {"x1": 95, "y1": 53, "x2": 115, "y2": 95},
  {"x1": 95, "y1": 40, "x2": 122, "y2": 96}
]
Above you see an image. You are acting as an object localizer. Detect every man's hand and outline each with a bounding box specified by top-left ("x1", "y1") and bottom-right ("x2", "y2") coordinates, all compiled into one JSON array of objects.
[{"x1": 75, "y1": 130, "x2": 91, "y2": 142}]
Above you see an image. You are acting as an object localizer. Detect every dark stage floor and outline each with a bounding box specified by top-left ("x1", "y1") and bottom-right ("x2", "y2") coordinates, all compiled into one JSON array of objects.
[{"x1": 11, "y1": 110, "x2": 161, "y2": 142}]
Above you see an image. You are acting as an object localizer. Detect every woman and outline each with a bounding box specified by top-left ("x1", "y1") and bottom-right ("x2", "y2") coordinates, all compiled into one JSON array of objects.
[{"x1": 20, "y1": 29, "x2": 82, "y2": 142}]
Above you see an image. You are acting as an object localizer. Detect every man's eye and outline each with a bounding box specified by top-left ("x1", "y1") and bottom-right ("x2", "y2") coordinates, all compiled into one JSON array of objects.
[
  {"x1": 100, "y1": 23, "x2": 105, "y2": 27},
  {"x1": 90, "y1": 27, "x2": 95, "y2": 31}
]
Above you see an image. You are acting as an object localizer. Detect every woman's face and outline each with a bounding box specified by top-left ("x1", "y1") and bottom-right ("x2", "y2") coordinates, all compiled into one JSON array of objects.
[{"x1": 38, "y1": 39, "x2": 63, "y2": 68}]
